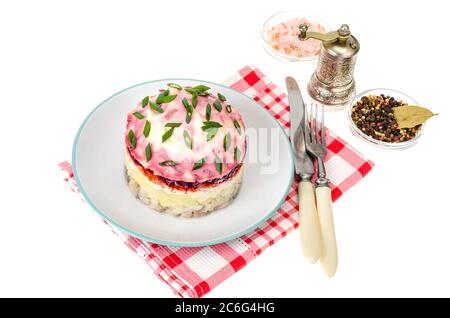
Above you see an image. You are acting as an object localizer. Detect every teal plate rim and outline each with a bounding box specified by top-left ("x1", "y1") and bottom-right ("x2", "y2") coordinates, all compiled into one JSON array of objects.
[{"x1": 72, "y1": 78, "x2": 295, "y2": 247}]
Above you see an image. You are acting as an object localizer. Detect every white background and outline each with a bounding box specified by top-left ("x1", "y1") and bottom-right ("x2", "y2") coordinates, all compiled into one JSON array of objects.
[{"x1": 1, "y1": 0, "x2": 449, "y2": 297}]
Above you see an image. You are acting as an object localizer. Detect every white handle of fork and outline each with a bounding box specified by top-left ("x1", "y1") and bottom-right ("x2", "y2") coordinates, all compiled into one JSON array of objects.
[
  {"x1": 315, "y1": 186, "x2": 338, "y2": 277},
  {"x1": 298, "y1": 180, "x2": 322, "y2": 264}
]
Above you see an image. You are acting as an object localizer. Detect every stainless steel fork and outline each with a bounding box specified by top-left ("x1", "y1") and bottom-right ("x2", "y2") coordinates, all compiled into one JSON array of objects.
[{"x1": 305, "y1": 103, "x2": 338, "y2": 277}]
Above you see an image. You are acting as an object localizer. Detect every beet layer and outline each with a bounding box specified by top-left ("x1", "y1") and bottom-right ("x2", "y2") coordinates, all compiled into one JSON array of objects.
[{"x1": 127, "y1": 148, "x2": 243, "y2": 192}]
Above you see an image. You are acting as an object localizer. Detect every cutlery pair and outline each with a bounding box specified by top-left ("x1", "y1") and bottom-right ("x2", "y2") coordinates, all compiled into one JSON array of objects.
[{"x1": 286, "y1": 77, "x2": 338, "y2": 277}]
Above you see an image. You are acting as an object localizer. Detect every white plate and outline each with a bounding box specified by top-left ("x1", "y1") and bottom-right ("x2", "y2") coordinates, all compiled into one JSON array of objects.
[{"x1": 73, "y1": 79, "x2": 294, "y2": 246}]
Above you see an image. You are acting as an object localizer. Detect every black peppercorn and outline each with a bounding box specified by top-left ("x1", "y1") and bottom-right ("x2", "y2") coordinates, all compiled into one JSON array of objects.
[{"x1": 351, "y1": 95, "x2": 421, "y2": 143}]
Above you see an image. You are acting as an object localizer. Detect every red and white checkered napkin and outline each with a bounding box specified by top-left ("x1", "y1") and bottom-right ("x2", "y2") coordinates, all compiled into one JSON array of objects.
[{"x1": 59, "y1": 66, "x2": 374, "y2": 298}]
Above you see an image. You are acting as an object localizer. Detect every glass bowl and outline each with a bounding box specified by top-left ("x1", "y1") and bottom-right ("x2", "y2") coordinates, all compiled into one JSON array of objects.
[
  {"x1": 348, "y1": 88, "x2": 424, "y2": 150},
  {"x1": 261, "y1": 10, "x2": 331, "y2": 63}
]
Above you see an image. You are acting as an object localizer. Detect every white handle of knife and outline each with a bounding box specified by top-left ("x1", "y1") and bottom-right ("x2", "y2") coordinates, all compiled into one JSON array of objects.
[
  {"x1": 315, "y1": 186, "x2": 338, "y2": 277},
  {"x1": 298, "y1": 180, "x2": 321, "y2": 264}
]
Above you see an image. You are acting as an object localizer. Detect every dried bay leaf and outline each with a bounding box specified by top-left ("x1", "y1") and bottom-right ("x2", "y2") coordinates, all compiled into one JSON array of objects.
[{"x1": 393, "y1": 106, "x2": 437, "y2": 129}]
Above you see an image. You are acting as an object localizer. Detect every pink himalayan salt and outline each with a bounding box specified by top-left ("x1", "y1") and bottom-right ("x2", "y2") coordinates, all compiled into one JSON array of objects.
[{"x1": 267, "y1": 17, "x2": 326, "y2": 58}]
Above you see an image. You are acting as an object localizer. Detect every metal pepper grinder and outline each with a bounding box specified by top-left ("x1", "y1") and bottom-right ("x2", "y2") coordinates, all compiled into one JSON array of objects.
[{"x1": 299, "y1": 24, "x2": 360, "y2": 108}]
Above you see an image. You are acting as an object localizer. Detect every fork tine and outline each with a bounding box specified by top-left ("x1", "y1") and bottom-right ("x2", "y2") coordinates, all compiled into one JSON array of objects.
[
  {"x1": 304, "y1": 104, "x2": 310, "y2": 142},
  {"x1": 309, "y1": 103, "x2": 313, "y2": 142},
  {"x1": 313, "y1": 103, "x2": 318, "y2": 143},
  {"x1": 310, "y1": 103, "x2": 314, "y2": 143},
  {"x1": 320, "y1": 104, "x2": 325, "y2": 145},
  {"x1": 307, "y1": 103, "x2": 311, "y2": 142}
]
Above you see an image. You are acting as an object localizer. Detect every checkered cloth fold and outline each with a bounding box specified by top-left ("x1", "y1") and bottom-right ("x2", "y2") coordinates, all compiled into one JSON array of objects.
[{"x1": 59, "y1": 66, "x2": 374, "y2": 298}]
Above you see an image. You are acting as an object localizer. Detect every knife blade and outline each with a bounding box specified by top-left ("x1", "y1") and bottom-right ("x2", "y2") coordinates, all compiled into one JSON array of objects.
[
  {"x1": 285, "y1": 77, "x2": 322, "y2": 263},
  {"x1": 285, "y1": 77, "x2": 314, "y2": 179}
]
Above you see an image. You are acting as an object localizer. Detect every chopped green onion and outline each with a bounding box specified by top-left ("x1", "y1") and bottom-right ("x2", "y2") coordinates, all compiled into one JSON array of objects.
[
  {"x1": 182, "y1": 97, "x2": 193, "y2": 123},
  {"x1": 233, "y1": 120, "x2": 242, "y2": 135},
  {"x1": 165, "y1": 122, "x2": 182, "y2": 128},
  {"x1": 182, "y1": 97, "x2": 193, "y2": 113},
  {"x1": 213, "y1": 99, "x2": 222, "y2": 112},
  {"x1": 223, "y1": 132, "x2": 231, "y2": 151},
  {"x1": 145, "y1": 143, "x2": 152, "y2": 162},
  {"x1": 193, "y1": 85, "x2": 210, "y2": 93},
  {"x1": 234, "y1": 147, "x2": 241, "y2": 162},
  {"x1": 143, "y1": 120, "x2": 151, "y2": 137},
  {"x1": 158, "y1": 94, "x2": 177, "y2": 103},
  {"x1": 186, "y1": 85, "x2": 210, "y2": 96},
  {"x1": 226, "y1": 105, "x2": 232, "y2": 113},
  {"x1": 214, "y1": 154, "x2": 222, "y2": 174},
  {"x1": 142, "y1": 96, "x2": 149, "y2": 108},
  {"x1": 217, "y1": 93, "x2": 226, "y2": 102},
  {"x1": 162, "y1": 127, "x2": 175, "y2": 143},
  {"x1": 158, "y1": 89, "x2": 169, "y2": 97},
  {"x1": 206, "y1": 128, "x2": 218, "y2": 141},
  {"x1": 128, "y1": 129, "x2": 137, "y2": 149},
  {"x1": 132, "y1": 112, "x2": 145, "y2": 119},
  {"x1": 185, "y1": 113, "x2": 192, "y2": 124},
  {"x1": 206, "y1": 103, "x2": 211, "y2": 121},
  {"x1": 183, "y1": 130, "x2": 193, "y2": 150},
  {"x1": 167, "y1": 83, "x2": 182, "y2": 90},
  {"x1": 184, "y1": 88, "x2": 196, "y2": 95},
  {"x1": 192, "y1": 158, "x2": 205, "y2": 171},
  {"x1": 149, "y1": 101, "x2": 164, "y2": 113},
  {"x1": 184, "y1": 88, "x2": 198, "y2": 108},
  {"x1": 156, "y1": 90, "x2": 177, "y2": 103},
  {"x1": 201, "y1": 121, "x2": 223, "y2": 130},
  {"x1": 192, "y1": 92, "x2": 198, "y2": 108},
  {"x1": 159, "y1": 160, "x2": 177, "y2": 167}
]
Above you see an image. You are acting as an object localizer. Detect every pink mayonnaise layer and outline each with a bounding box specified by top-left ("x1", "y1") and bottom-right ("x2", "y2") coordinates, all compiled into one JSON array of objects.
[{"x1": 125, "y1": 87, "x2": 246, "y2": 183}]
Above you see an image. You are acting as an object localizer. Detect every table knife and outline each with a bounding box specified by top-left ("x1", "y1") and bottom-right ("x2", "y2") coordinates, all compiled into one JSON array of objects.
[{"x1": 285, "y1": 77, "x2": 321, "y2": 264}]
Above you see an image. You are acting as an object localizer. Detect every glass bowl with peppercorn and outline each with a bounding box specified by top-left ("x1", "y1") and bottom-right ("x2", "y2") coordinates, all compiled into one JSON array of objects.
[{"x1": 348, "y1": 89, "x2": 424, "y2": 149}]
